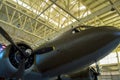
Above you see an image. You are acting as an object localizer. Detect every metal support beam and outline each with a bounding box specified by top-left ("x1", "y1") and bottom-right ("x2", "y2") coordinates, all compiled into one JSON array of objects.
[
  {"x1": 4, "y1": 0, "x2": 58, "y2": 32},
  {"x1": 0, "y1": 0, "x2": 3, "y2": 4},
  {"x1": 0, "y1": 20, "x2": 48, "y2": 40},
  {"x1": 0, "y1": 20, "x2": 48, "y2": 48},
  {"x1": 0, "y1": 0, "x2": 4, "y2": 10},
  {"x1": 50, "y1": 0, "x2": 79, "y2": 22},
  {"x1": 35, "y1": 0, "x2": 57, "y2": 19},
  {"x1": 63, "y1": 0, "x2": 120, "y2": 32},
  {"x1": 108, "y1": 0, "x2": 120, "y2": 16},
  {"x1": 116, "y1": 50, "x2": 120, "y2": 73}
]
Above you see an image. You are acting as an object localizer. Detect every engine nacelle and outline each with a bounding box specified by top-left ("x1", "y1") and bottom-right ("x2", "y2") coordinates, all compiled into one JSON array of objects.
[
  {"x1": 0, "y1": 43, "x2": 35, "y2": 78},
  {"x1": 68, "y1": 67, "x2": 99, "y2": 80}
]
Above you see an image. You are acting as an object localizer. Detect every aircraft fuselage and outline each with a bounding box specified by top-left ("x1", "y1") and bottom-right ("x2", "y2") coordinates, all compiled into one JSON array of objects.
[{"x1": 36, "y1": 26, "x2": 120, "y2": 77}]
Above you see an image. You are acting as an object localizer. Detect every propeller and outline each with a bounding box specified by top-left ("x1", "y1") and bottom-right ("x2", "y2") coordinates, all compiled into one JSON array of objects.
[
  {"x1": 89, "y1": 67, "x2": 99, "y2": 80},
  {"x1": 0, "y1": 27, "x2": 27, "y2": 79},
  {"x1": 0, "y1": 26, "x2": 54, "y2": 79}
]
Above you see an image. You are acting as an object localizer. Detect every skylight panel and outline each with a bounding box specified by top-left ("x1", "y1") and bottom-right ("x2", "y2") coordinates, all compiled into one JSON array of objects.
[{"x1": 79, "y1": 5, "x2": 86, "y2": 10}]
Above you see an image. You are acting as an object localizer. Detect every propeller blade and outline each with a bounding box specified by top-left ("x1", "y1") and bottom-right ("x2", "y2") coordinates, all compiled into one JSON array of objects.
[
  {"x1": 95, "y1": 62, "x2": 100, "y2": 75},
  {"x1": 32, "y1": 46, "x2": 55, "y2": 55},
  {"x1": 0, "y1": 27, "x2": 15, "y2": 45},
  {"x1": 16, "y1": 59, "x2": 25, "y2": 80},
  {"x1": 0, "y1": 27, "x2": 26, "y2": 57},
  {"x1": 11, "y1": 59, "x2": 25, "y2": 80}
]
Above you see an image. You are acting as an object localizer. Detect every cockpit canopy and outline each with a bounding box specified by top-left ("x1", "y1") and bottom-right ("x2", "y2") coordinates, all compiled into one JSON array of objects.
[{"x1": 72, "y1": 27, "x2": 81, "y2": 34}]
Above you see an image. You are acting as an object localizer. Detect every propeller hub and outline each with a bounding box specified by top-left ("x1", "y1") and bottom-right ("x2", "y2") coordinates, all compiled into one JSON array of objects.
[{"x1": 25, "y1": 49, "x2": 32, "y2": 57}]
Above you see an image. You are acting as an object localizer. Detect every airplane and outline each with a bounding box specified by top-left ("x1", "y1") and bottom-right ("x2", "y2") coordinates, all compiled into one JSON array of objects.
[{"x1": 0, "y1": 25, "x2": 120, "y2": 80}]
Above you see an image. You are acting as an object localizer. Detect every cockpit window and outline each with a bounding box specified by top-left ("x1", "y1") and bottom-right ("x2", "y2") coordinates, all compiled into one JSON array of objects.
[{"x1": 72, "y1": 28, "x2": 81, "y2": 34}]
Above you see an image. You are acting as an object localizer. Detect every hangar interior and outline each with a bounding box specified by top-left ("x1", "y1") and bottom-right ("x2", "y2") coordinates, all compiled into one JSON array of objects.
[{"x1": 0, "y1": 0, "x2": 120, "y2": 80}]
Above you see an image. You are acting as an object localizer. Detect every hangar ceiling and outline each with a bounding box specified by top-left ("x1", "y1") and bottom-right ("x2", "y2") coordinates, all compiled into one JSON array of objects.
[{"x1": 0, "y1": 0, "x2": 120, "y2": 49}]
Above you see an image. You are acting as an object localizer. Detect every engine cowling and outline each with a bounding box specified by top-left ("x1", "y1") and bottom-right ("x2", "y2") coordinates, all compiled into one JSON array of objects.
[
  {"x1": 8, "y1": 43, "x2": 34, "y2": 69},
  {"x1": 0, "y1": 43, "x2": 35, "y2": 78},
  {"x1": 68, "y1": 67, "x2": 99, "y2": 80}
]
